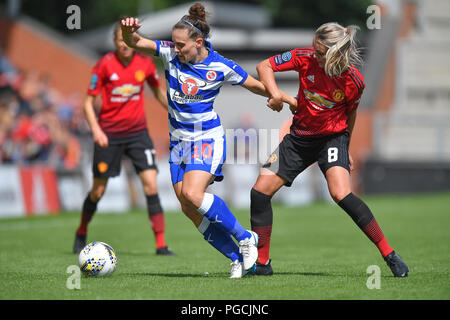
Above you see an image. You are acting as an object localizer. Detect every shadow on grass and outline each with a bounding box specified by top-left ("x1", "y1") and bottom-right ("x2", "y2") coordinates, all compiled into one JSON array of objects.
[
  {"x1": 121, "y1": 271, "x2": 334, "y2": 278},
  {"x1": 275, "y1": 271, "x2": 333, "y2": 277},
  {"x1": 121, "y1": 272, "x2": 217, "y2": 278}
]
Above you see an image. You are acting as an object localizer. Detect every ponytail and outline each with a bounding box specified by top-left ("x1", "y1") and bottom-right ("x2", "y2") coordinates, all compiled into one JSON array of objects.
[{"x1": 315, "y1": 22, "x2": 363, "y2": 77}]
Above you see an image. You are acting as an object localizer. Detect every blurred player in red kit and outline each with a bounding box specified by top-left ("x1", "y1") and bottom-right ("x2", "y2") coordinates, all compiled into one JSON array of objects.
[
  {"x1": 73, "y1": 22, "x2": 176, "y2": 256},
  {"x1": 250, "y1": 22, "x2": 408, "y2": 277}
]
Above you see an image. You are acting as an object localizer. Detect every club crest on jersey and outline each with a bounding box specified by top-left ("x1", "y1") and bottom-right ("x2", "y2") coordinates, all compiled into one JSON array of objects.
[
  {"x1": 268, "y1": 153, "x2": 278, "y2": 164},
  {"x1": 178, "y1": 74, "x2": 206, "y2": 96},
  {"x1": 135, "y1": 70, "x2": 146, "y2": 82},
  {"x1": 206, "y1": 70, "x2": 217, "y2": 81},
  {"x1": 332, "y1": 89, "x2": 345, "y2": 102},
  {"x1": 97, "y1": 162, "x2": 108, "y2": 173}
]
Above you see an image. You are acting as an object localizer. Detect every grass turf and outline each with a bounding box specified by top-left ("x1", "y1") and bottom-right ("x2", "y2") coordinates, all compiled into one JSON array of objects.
[{"x1": 0, "y1": 192, "x2": 449, "y2": 300}]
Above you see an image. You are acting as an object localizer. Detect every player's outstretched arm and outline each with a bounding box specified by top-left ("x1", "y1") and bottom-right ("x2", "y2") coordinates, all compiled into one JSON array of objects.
[
  {"x1": 242, "y1": 75, "x2": 296, "y2": 113},
  {"x1": 241, "y1": 75, "x2": 282, "y2": 112},
  {"x1": 120, "y1": 17, "x2": 157, "y2": 56}
]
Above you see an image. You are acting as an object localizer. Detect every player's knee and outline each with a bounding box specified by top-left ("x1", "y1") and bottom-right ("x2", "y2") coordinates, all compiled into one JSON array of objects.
[
  {"x1": 90, "y1": 187, "x2": 106, "y2": 202},
  {"x1": 142, "y1": 183, "x2": 158, "y2": 196},
  {"x1": 329, "y1": 189, "x2": 351, "y2": 203},
  {"x1": 180, "y1": 188, "x2": 203, "y2": 208}
]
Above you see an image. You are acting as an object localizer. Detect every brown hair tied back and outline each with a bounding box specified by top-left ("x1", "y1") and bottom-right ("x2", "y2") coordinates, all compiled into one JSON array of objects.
[{"x1": 173, "y1": 2, "x2": 210, "y2": 39}]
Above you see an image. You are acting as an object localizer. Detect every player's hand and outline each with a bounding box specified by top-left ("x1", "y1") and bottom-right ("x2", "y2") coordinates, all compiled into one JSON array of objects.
[
  {"x1": 267, "y1": 95, "x2": 283, "y2": 112},
  {"x1": 288, "y1": 103, "x2": 297, "y2": 114},
  {"x1": 288, "y1": 95, "x2": 298, "y2": 114},
  {"x1": 120, "y1": 17, "x2": 142, "y2": 35},
  {"x1": 349, "y1": 154, "x2": 354, "y2": 171},
  {"x1": 93, "y1": 128, "x2": 109, "y2": 148}
]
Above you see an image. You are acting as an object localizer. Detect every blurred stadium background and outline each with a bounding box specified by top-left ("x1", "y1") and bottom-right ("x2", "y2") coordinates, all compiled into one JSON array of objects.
[{"x1": 0, "y1": 0, "x2": 449, "y2": 219}]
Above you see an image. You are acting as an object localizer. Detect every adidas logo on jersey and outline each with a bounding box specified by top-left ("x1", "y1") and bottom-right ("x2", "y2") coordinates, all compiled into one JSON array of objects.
[
  {"x1": 307, "y1": 75, "x2": 315, "y2": 83},
  {"x1": 110, "y1": 73, "x2": 119, "y2": 81}
]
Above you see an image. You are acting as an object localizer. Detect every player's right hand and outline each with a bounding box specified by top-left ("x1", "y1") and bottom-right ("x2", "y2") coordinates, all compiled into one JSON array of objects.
[
  {"x1": 120, "y1": 17, "x2": 142, "y2": 34},
  {"x1": 93, "y1": 129, "x2": 109, "y2": 148},
  {"x1": 267, "y1": 97, "x2": 283, "y2": 112}
]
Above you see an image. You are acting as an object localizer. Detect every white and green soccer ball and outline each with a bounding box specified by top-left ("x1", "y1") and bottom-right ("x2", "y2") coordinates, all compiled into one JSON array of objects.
[{"x1": 78, "y1": 242, "x2": 117, "y2": 277}]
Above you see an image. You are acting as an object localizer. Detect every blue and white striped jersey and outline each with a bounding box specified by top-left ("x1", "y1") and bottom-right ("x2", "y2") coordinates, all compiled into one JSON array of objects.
[{"x1": 155, "y1": 40, "x2": 248, "y2": 141}]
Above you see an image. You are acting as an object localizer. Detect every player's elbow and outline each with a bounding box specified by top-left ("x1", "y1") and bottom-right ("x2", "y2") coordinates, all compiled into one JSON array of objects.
[{"x1": 256, "y1": 59, "x2": 271, "y2": 74}]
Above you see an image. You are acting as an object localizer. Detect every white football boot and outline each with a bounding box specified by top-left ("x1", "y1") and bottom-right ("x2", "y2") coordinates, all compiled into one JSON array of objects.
[
  {"x1": 239, "y1": 230, "x2": 259, "y2": 270},
  {"x1": 230, "y1": 259, "x2": 243, "y2": 278}
]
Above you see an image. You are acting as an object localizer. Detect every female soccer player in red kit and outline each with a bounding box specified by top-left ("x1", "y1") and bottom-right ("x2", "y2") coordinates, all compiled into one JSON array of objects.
[
  {"x1": 73, "y1": 23, "x2": 176, "y2": 256},
  {"x1": 250, "y1": 22, "x2": 409, "y2": 277}
]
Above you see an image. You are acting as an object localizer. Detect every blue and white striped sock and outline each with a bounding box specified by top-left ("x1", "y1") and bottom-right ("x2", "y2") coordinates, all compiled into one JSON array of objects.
[{"x1": 198, "y1": 193, "x2": 251, "y2": 242}]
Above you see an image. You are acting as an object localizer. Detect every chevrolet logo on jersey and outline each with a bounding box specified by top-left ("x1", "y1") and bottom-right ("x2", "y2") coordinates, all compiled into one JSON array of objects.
[
  {"x1": 112, "y1": 84, "x2": 141, "y2": 97},
  {"x1": 303, "y1": 89, "x2": 336, "y2": 109}
]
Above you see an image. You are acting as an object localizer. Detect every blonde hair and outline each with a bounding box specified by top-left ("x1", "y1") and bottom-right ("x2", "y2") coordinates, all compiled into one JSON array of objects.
[{"x1": 315, "y1": 22, "x2": 363, "y2": 77}]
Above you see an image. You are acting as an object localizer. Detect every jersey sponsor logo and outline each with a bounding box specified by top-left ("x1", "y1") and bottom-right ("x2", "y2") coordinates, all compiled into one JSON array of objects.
[
  {"x1": 110, "y1": 73, "x2": 119, "y2": 81},
  {"x1": 172, "y1": 91, "x2": 205, "y2": 104},
  {"x1": 206, "y1": 70, "x2": 217, "y2": 81},
  {"x1": 172, "y1": 73, "x2": 207, "y2": 103},
  {"x1": 89, "y1": 74, "x2": 98, "y2": 90},
  {"x1": 332, "y1": 89, "x2": 345, "y2": 102},
  {"x1": 303, "y1": 89, "x2": 336, "y2": 110},
  {"x1": 177, "y1": 74, "x2": 207, "y2": 97},
  {"x1": 111, "y1": 84, "x2": 141, "y2": 97}
]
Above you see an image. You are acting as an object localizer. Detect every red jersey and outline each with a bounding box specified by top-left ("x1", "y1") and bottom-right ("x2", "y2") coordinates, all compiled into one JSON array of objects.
[
  {"x1": 87, "y1": 52, "x2": 160, "y2": 137},
  {"x1": 270, "y1": 47, "x2": 364, "y2": 137}
]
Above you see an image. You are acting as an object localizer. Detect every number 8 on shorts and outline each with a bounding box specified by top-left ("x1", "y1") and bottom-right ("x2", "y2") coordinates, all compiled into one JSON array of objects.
[{"x1": 328, "y1": 147, "x2": 338, "y2": 163}]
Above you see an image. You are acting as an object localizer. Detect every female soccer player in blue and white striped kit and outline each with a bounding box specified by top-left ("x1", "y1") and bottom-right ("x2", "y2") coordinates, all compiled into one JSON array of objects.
[{"x1": 121, "y1": 3, "x2": 296, "y2": 278}]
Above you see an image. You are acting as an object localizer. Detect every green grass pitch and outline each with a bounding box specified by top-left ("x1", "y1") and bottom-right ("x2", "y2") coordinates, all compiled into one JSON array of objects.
[{"x1": 0, "y1": 192, "x2": 449, "y2": 300}]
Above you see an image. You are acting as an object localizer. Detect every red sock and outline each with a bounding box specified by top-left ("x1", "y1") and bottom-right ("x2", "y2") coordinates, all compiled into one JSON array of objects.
[
  {"x1": 77, "y1": 193, "x2": 98, "y2": 236},
  {"x1": 363, "y1": 218, "x2": 393, "y2": 257},
  {"x1": 252, "y1": 226, "x2": 272, "y2": 265},
  {"x1": 149, "y1": 213, "x2": 166, "y2": 249},
  {"x1": 77, "y1": 211, "x2": 93, "y2": 236}
]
